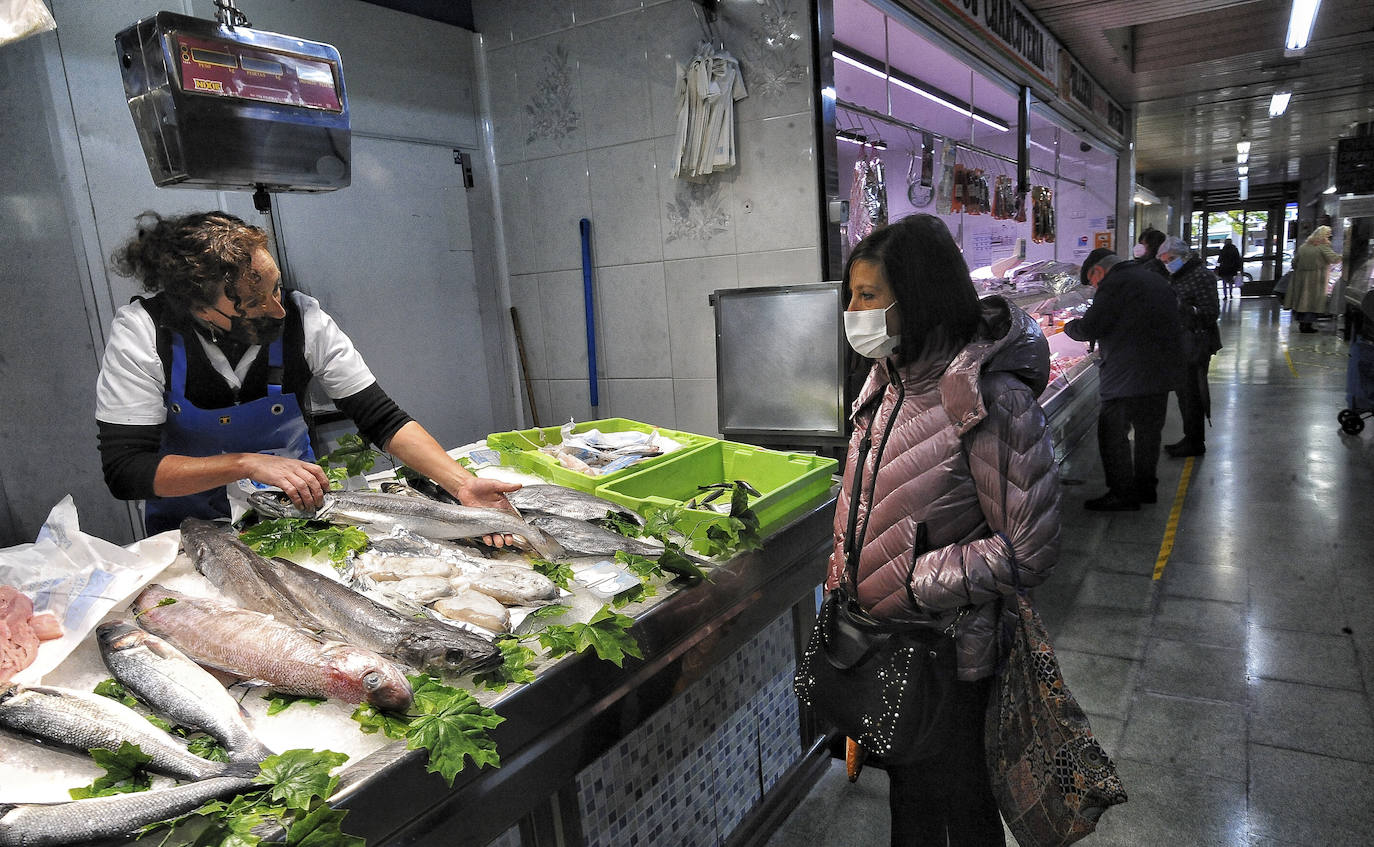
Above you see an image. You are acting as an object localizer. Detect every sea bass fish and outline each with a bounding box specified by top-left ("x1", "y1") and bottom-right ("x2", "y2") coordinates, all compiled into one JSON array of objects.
[
  {"x1": 506, "y1": 484, "x2": 644, "y2": 527},
  {"x1": 0, "y1": 775, "x2": 257, "y2": 847},
  {"x1": 179, "y1": 521, "x2": 501, "y2": 675},
  {"x1": 248, "y1": 490, "x2": 565, "y2": 559},
  {"x1": 524, "y1": 514, "x2": 668, "y2": 560},
  {"x1": 96, "y1": 620, "x2": 273, "y2": 764},
  {"x1": 133, "y1": 585, "x2": 412, "y2": 712},
  {"x1": 0, "y1": 685, "x2": 232, "y2": 782}
]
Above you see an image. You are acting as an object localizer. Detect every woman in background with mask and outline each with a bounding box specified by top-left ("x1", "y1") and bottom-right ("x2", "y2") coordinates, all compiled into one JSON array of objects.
[
  {"x1": 1132, "y1": 228, "x2": 1167, "y2": 277},
  {"x1": 833, "y1": 214, "x2": 1061, "y2": 846},
  {"x1": 95, "y1": 211, "x2": 518, "y2": 534}
]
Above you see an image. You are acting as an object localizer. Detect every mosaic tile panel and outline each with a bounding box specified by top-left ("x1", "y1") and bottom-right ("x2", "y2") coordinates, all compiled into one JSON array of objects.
[{"x1": 576, "y1": 612, "x2": 803, "y2": 846}]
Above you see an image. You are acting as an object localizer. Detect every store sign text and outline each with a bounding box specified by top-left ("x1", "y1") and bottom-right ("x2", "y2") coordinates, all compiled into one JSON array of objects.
[{"x1": 953, "y1": 0, "x2": 1056, "y2": 83}]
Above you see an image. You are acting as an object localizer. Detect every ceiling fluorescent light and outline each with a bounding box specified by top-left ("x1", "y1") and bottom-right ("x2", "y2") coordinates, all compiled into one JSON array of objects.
[
  {"x1": 1133, "y1": 194, "x2": 1154, "y2": 205},
  {"x1": 1323, "y1": 184, "x2": 1337, "y2": 194},
  {"x1": 1269, "y1": 92, "x2": 1292, "y2": 117},
  {"x1": 1239, "y1": 177, "x2": 1249, "y2": 201},
  {"x1": 836, "y1": 129, "x2": 887, "y2": 150},
  {"x1": 1237, "y1": 140, "x2": 1251, "y2": 155},
  {"x1": 1238, "y1": 165, "x2": 1249, "y2": 176},
  {"x1": 1286, "y1": 0, "x2": 1322, "y2": 53},
  {"x1": 833, "y1": 46, "x2": 1009, "y2": 133},
  {"x1": 1238, "y1": 151, "x2": 1249, "y2": 164}
]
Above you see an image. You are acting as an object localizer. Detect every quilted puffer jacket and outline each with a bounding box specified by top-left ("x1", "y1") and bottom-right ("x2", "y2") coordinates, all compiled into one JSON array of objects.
[{"x1": 826, "y1": 296, "x2": 1061, "y2": 681}]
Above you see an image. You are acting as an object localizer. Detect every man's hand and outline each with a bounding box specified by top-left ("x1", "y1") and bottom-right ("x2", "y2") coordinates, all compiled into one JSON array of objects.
[{"x1": 241, "y1": 454, "x2": 330, "y2": 511}]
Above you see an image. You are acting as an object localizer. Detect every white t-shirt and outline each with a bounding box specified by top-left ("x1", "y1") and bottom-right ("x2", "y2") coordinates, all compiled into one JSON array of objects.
[{"x1": 95, "y1": 291, "x2": 375, "y2": 426}]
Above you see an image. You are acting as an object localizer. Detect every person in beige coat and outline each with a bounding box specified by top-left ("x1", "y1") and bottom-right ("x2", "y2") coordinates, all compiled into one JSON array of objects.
[{"x1": 1286, "y1": 225, "x2": 1341, "y2": 333}]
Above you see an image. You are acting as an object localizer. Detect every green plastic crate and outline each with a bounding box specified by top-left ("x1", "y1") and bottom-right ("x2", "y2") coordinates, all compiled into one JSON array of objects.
[
  {"x1": 485, "y1": 418, "x2": 716, "y2": 492},
  {"x1": 595, "y1": 440, "x2": 839, "y2": 552}
]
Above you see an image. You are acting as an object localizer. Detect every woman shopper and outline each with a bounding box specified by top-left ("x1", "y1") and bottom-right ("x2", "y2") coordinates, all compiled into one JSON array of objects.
[
  {"x1": 832, "y1": 214, "x2": 1061, "y2": 846},
  {"x1": 1216, "y1": 237, "x2": 1243, "y2": 300},
  {"x1": 1286, "y1": 225, "x2": 1341, "y2": 332}
]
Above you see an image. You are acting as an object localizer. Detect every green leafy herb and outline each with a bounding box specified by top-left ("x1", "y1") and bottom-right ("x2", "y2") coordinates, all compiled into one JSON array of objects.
[
  {"x1": 642, "y1": 504, "x2": 685, "y2": 541},
  {"x1": 350, "y1": 702, "x2": 413, "y2": 740},
  {"x1": 599, "y1": 511, "x2": 645, "y2": 537},
  {"x1": 472, "y1": 636, "x2": 539, "y2": 692},
  {"x1": 349, "y1": 674, "x2": 505, "y2": 787},
  {"x1": 528, "y1": 557, "x2": 574, "y2": 590},
  {"x1": 94, "y1": 677, "x2": 140, "y2": 709},
  {"x1": 315, "y1": 432, "x2": 377, "y2": 483},
  {"x1": 69, "y1": 741, "x2": 153, "y2": 799},
  {"x1": 526, "y1": 603, "x2": 570, "y2": 621},
  {"x1": 240, "y1": 518, "x2": 368, "y2": 565},
  {"x1": 186, "y1": 733, "x2": 231, "y2": 763},
  {"x1": 535, "y1": 605, "x2": 642, "y2": 667},
  {"x1": 132, "y1": 596, "x2": 176, "y2": 620},
  {"x1": 255, "y1": 749, "x2": 349, "y2": 809},
  {"x1": 614, "y1": 550, "x2": 664, "y2": 581},
  {"x1": 406, "y1": 685, "x2": 504, "y2": 786},
  {"x1": 265, "y1": 691, "x2": 329, "y2": 716},
  {"x1": 657, "y1": 544, "x2": 710, "y2": 582},
  {"x1": 282, "y1": 801, "x2": 366, "y2": 847},
  {"x1": 611, "y1": 582, "x2": 654, "y2": 608}
]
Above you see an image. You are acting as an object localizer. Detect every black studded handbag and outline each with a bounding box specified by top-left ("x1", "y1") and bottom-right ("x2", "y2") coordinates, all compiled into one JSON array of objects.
[{"x1": 793, "y1": 583, "x2": 962, "y2": 763}]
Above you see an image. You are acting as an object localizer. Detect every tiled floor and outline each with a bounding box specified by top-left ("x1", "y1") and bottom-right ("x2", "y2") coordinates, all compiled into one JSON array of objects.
[{"x1": 766, "y1": 296, "x2": 1374, "y2": 846}]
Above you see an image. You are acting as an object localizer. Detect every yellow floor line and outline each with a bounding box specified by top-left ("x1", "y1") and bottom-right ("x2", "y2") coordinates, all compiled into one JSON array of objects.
[
  {"x1": 1285, "y1": 348, "x2": 1299, "y2": 377},
  {"x1": 1153, "y1": 456, "x2": 1194, "y2": 581}
]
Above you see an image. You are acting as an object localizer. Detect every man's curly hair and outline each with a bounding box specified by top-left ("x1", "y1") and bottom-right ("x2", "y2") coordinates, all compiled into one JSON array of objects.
[{"x1": 110, "y1": 211, "x2": 269, "y2": 314}]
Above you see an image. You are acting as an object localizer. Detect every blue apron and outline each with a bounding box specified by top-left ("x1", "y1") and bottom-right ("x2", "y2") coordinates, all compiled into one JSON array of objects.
[{"x1": 144, "y1": 331, "x2": 314, "y2": 534}]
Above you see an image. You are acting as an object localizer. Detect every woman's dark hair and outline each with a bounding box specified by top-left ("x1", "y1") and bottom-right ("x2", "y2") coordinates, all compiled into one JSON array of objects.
[
  {"x1": 843, "y1": 214, "x2": 981, "y2": 363},
  {"x1": 110, "y1": 211, "x2": 269, "y2": 314},
  {"x1": 1138, "y1": 228, "x2": 1165, "y2": 258}
]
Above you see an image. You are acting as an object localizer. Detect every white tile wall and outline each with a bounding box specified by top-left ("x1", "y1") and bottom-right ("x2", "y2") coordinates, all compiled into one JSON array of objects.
[
  {"x1": 665, "y1": 255, "x2": 739, "y2": 379},
  {"x1": 475, "y1": 0, "x2": 817, "y2": 436},
  {"x1": 594, "y1": 263, "x2": 672, "y2": 378}
]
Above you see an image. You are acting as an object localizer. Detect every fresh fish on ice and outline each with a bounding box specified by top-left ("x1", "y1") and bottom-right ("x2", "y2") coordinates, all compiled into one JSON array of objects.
[
  {"x1": 133, "y1": 585, "x2": 413, "y2": 712},
  {"x1": 96, "y1": 620, "x2": 273, "y2": 765},
  {"x1": 505, "y1": 485, "x2": 644, "y2": 526},
  {"x1": 353, "y1": 553, "x2": 455, "y2": 582},
  {"x1": 179, "y1": 518, "x2": 311, "y2": 628},
  {"x1": 461, "y1": 562, "x2": 560, "y2": 606},
  {"x1": 431, "y1": 586, "x2": 510, "y2": 633},
  {"x1": 0, "y1": 684, "x2": 233, "y2": 782},
  {"x1": 249, "y1": 490, "x2": 565, "y2": 559},
  {"x1": 245, "y1": 553, "x2": 502, "y2": 674},
  {"x1": 178, "y1": 521, "x2": 500, "y2": 675},
  {"x1": 524, "y1": 514, "x2": 666, "y2": 560},
  {"x1": 389, "y1": 576, "x2": 452, "y2": 604},
  {"x1": 0, "y1": 775, "x2": 257, "y2": 847}
]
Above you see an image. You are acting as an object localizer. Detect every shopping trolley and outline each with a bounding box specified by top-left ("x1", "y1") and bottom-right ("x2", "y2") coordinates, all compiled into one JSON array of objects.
[{"x1": 1339, "y1": 334, "x2": 1374, "y2": 434}]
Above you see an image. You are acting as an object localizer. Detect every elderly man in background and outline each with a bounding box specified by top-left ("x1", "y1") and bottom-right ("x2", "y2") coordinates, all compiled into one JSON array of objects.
[
  {"x1": 1158, "y1": 235, "x2": 1221, "y2": 458},
  {"x1": 1064, "y1": 248, "x2": 1185, "y2": 510}
]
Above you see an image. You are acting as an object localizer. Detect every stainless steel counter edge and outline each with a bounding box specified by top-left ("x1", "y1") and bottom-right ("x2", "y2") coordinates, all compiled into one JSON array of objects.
[{"x1": 330, "y1": 490, "x2": 839, "y2": 847}]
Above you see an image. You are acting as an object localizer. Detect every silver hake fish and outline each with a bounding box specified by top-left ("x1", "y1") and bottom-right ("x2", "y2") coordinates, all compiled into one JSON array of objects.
[
  {"x1": 248, "y1": 490, "x2": 566, "y2": 559},
  {"x1": 0, "y1": 685, "x2": 233, "y2": 782},
  {"x1": 504, "y1": 484, "x2": 645, "y2": 527},
  {"x1": 96, "y1": 620, "x2": 274, "y2": 765},
  {"x1": 179, "y1": 520, "x2": 502, "y2": 674},
  {"x1": 0, "y1": 775, "x2": 257, "y2": 847},
  {"x1": 133, "y1": 584, "x2": 413, "y2": 711},
  {"x1": 524, "y1": 514, "x2": 669, "y2": 560}
]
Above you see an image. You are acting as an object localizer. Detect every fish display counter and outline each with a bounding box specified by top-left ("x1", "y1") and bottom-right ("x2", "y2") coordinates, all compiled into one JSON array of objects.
[{"x1": 0, "y1": 436, "x2": 840, "y2": 847}]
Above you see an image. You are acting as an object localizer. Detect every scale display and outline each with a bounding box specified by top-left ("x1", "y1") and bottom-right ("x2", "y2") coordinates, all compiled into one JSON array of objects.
[{"x1": 174, "y1": 33, "x2": 342, "y2": 112}]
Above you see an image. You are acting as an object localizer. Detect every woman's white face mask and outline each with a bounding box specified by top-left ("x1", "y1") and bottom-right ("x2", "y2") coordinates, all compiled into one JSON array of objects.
[
  {"x1": 843, "y1": 304, "x2": 900, "y2": 359},
  {"x1": 1132, "y1": 243, "x2": 1147, "y2": 259}
]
